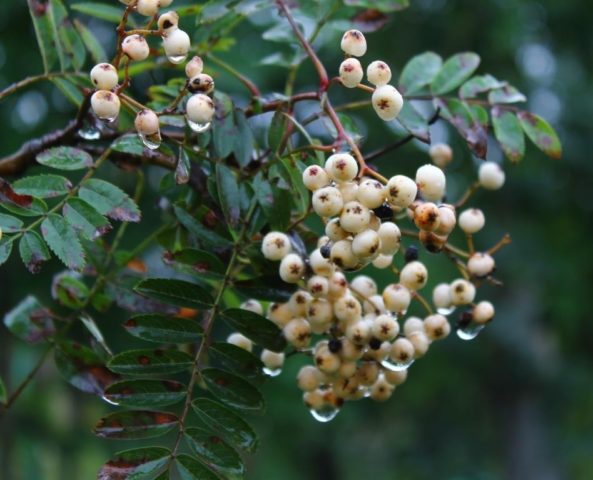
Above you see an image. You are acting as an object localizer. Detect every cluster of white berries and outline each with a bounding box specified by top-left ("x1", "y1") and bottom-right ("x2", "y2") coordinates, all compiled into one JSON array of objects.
[{"x1": 339, "y1": 30, "x2": 403, "y2": 122}]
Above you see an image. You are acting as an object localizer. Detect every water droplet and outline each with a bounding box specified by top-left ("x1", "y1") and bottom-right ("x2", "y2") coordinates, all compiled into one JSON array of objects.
[
  {"x1": 381, "y1": 356, "x2": 414, "y2": 372},
  {"x1": 78, "y1": 126, "x2": 101, "y2": 140},
  {"x1": 139, "y1": 131, "x2": 161, "y2": 150},
  {"x1": 263, "y1": 366, "x2": 282, "y2": 377},
  {"x1": 456, "y1": 324, "x2": 485, "y2": 341},
  {"x1": 437, "y1": 306, "x2": 456, "y2": 316},
  {"x1": 101, "y1": 395, "x2": 119, "y2": 406},
  {"x1": 309, "y1": 405, "x2": 340, "y2": 423},
  {"x1": 187, "y1": 118, "x2": 211, "y2": 133},
  {"x1": 168, "y1": 54, "x2": 188, "y2": 64}
]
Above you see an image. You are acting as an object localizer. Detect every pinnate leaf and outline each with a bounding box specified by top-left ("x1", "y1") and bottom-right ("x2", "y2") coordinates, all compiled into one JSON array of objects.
[
  {"x1": 103, "y1": 379, "x2": 186, "y2": 408},
  {"x1": 221, "y1": 308, "x2": 287, "y2": 352},
  {"x1": 36, "y1": 146, "x2": 93, "y2": 171},
  {"x1": 108, "y1": 349, "x2": 193, "y2": 376},
  {"x1": 94, "y1": 410, "x2": 178, "y2": 440},
  {"x1": 97, "y1": 447, "x2": 171, "y2": 480},
  {"x1": 41, "y1": 214, "x2": 85, "y2": 270}
]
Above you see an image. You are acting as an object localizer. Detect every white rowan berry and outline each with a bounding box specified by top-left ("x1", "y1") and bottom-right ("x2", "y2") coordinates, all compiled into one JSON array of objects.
[
  {"x1": 340, "y1": 29, "x2": 367, "y2": 57},
  {"x1": 283, "y1": 318, "x2": 311, "y2": 349},
  {"x1": 407, "y1": 331, "x2": 430, "y2": 358},
  {"x1": 370, "y1": 376, "x2": 394, "y2": 402},
  {"x1": 312, "y1": 186, "x2": 344, "y2": 217},
  {"x1": 240, "y1": 299, "x2": 263, "y2": 316},
  {"x1": 159, "y1": 0, "x2": 174, "y2": 6},
  {"x1": 403, "y1": 316, "x2": 425, "y2": 336},
  {"x1": 134, "y1": 109, "x2": 160, "y2": 136},
  {"x1": 435, "y1": 204, "x2": 457, "y2": 235},
  {"x1": 400, "y1": 260, "x2": 428, "y2": 291},
  {"x1": 334, "y1": 294, "x2": 363, "y2": 324},
  {"x1": 307, "y1": 299, "x2": 333, "y2": 332},
  {"x1": 372, "y1": 314, "x2": 399, "y2": 341},
  {"x1": 333, "y1": 376, "x2": 359, "y2": 399},
  {"x1": 303, "y1": 390, "x2": 324, "y2": 409},
  {"x1": 340, "y1": 201, "x2": 371, "y2": 234},
  {"x1": 366, "y1": 60, "x2": 392, "y2": 87},
  {"x1": 163, "y1": 28, "x2": 191, "y2": 63},
  {"x1": 414, "y1": 202, "x2": 441, "y2": 232},
  {"x1": 157, "y1": 11, "x2": 179, "y2": 32},
  {"x1": 185, "y1": 56, "x2": 204, "y2": 78},
  {"x1": 472, "y1": 300, "x2": 495, "y2": 324},
  {"x1": 372, "y1": 84, "x2": 404, "y2": 121},
  {"x1": 330, "y1": 239, "x2": 358, "y2": 269},
  {"x1": 382, "y1": 283, "x2": 411, "y2": 313},
  {"x1": 364, "y1": 341, "x2": 390, "y2": 362},
  {"x1": 339, "y1": 58, "x2": 364, "y2": 88},
  {"x1": 337, "y1": 181, "x2": 359, "y2": 203},
  {"x1": 122, "y1": 34, "x2": 150, "y2": 61},
  {"x1": 479, "y1": 161, "x2": 505, "y2": 190},
  {"x1": 356, "y1": 179, "x2": 386, "y2": 209},
  {"x1": 351, "y1": 275, "x2": 378, "y2": 299},
  {"x1": 325, "y1": 218, "x2": 349, "y2": 242},
  {"x1": 315, "y1": 345, "x2": 341, "y2": 374},
  {"x1": 91, "y1": 90, "x2": 121, "y2": 121},
  {"x1": 328, "y1": 272, "x2": 348, "y2": 299},
  {"x1": 467, "y1": 252, "x2": 495, "y2": 278},
  {"x1": 458, "y1": 208, "x2": 485, "y2": 234},
  {"x1": 378, "y1": 222, "x2": 401, "y2": 255},
  {"x1": 308, "y1": 275, "x2": 329, "y2": 298},
  {"x1": 136, "y1": 0, "x2": 159, "y2": 17},
  {"x1": 188, "y1": 73, "x2": 215, "y2": 95},
  {"x1": 423, "y1": 314, "x2": 450, "y2": 340},
  {"x1": 429, "y1": 143, "x2": 453, "y2": 168},
  {"x1": 267, "y1": 302, "x2": 292, "y2": 327},
  {"x1": 261, "y1": 231, "x2": 291, "y2": 261},
  {"x1": 356, "y1": 362, "x2": 380, "y2": 386},
  {"x1": 368, "y1": 213, "x2": 381, "y2": 231},
  {"x1": 288, "y1": 290, "x2": 312, "y2": 317},
  {"x1": 383, "y1": 368, "x2": 407, "y2": 386},
  {"x1": 389, "y1": 338, "x2": 415, "y2": 364},
  {"x1": 279, "y1": 253, "x2": 305, "y2": 283},
  {"x1": 352, "y1": 229, "x2": 381, "y2": 259},
  {"x1": 325, "y1": 153, "x2": 358, "y2": 182},
  {"x1": 302, "y1": 165, "x2": 330, "y2": 191},
  {"x1": 309, "y1": 249, "x2": 334, "y2": 277},
  {"x1": 227, "y1": 332, "x2": 252, "y2": 352},
  {"x1": 363, "y1": 295, "x2": 385, "y2": 316},
  {"x1": 261, "y1": 349, "x2": 285, "y2": 372},
  {"x1": 340, "y1": 338, "x2": 364, "y2": 361},
  {"x1": 90, "y1": 63, "x2": 118, "y2": 90},
  {"x1": 186, "y1": 93, "x2": 215, "y2": 125},
  {"x1": 450, "y1": 279, "x2": 476, "y2": 305},
  {"x1": 432, "y1": 283, "x2": 452, "y2": 311},
  {"x1": 387, "y1": 175, "x2": 417, "y2": 208},
  {"x1": 373, "y1": 254, "x2": 393, "y2": 269},
  {"x1": 338, "y1": 361, "x2": 358, "y2": 379},
  {"x1": 416, "y1": 164, "x2": 446, "y2": 202},
  {"x1": 297, "y1": 365, "x2": 323, "y2": 391}
]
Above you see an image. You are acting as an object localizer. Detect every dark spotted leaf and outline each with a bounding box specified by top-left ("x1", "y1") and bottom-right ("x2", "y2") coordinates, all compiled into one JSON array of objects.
[
  {"x1": 73, "y1": 19, "x2": 107, "y2": 64},
  {"x1": 0, "y1": 178, "x2": 33, "y2": 208},
  {"x1": 27, "y1": 0, "x2": 59, "y2": 72},
  {"x1": 351, "y1": 9, "x2": 389, "y2": 32},
  {"x1": 55, "y1": 341, "x2": 119, "y2": 394},
  {"x1": 94, "y1": 410, "x2": 178, "y2": 440},
  {"x1": 97, "y1": 447, "x2": 171, "y2": 480},
  {"x1": 19, "y1": 231, "x2": 51, "y2": 274},
  {"x1": 488, "y1": 85, "x2": 527, "y2": 104},
  {"x1": 108, "y1": 349, "x2": 193, "y2": 376},
  {"x1": 51, "y1": 0, "x2": 86, "y2": 71},
  {"x1": 215, "y1": 163, "x2": 240, "y2": 229},
  {"x1": 4, "y1": 295, "x2": 55, "y2": 343},
  {"x1": 192, "y1": 398, "x2": 258, "y2": 453},
  {"x1": 221, "y1": 308, "x2": 287, "y2": 352},
  {"x1": 209, "y1": 343, "x2": 265, "y2": 384},
  {"x1": 185, "y1": 427, "x2": 245, "y2": 478},
  {"x1": 0, "y1": 197, "x2": 47, "y2": 217},
  {"x1": 13, "y1": 174, "x2": 71, "y2": 198},
  {"x1": 492, "y1": 106, "x2": 525, "y2": 162},
  {"x1": 232, "y1": 276, "x2": 295, "y2": 302},
  {"x1": 52, "y1": 271, "x2": 89, "y2": 308},
  {"x1": 397, "y1": 102, "x2": 430, "y2": 143},
  {"x1": 431, "y1": 52, "x2": 481, "y2": 95},
  {"x1": 253, "y1": 173, "x2": 292, "y2": 231},
  {"x1": 459, "y1": 74, "x2": 506, "y2": 98},
  {"x1": 167, "y1": 248, "x2": 225, "y2": 276},
  {"x1": 0, "y1": 213, "x2": 23, "y2": 233},
  {"x1": 41, "y1": 214, "x2": 86, "y2": 270},
  {"x1": 176, "y1": 454, "x2": 222, "y2": 480},
  {"x1": 134, "y1": 278, "x2": 214, "y2": 309},
  {"x1": 398, "y1": 52, "x2": 442, "y2": 95},
  {"x1": 173, "y1": 205, "x2": 233, "y2": 249},
  {"x1": 123, "y1": 314, "x2": 204, "y2": 344},
  {"x1": 79, "y1": 179, "x2": 141, "y2": 222},
  {"x1": 201, "y1": 368, "x2": 265, "y2": 413},
  {"x1": 517, "y1": 111, "x2": 562, "y2": 159},
  {"x1": 103, "y1": 379, "x2": 187, "y2": 408},
  {"x1": 36, "y1": 146, "x2": 93, "y2": 171},
  {"x1": 63, "y1": 198, "x2": 112, "y2": 240},
  {"x1": 434, "y1": 98, "x2": 487, "y2": 158}
]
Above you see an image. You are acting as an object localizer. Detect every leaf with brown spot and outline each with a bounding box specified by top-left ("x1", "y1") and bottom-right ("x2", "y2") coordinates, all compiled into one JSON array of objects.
[
  {"x1": 97, "y1": 447, "x2": 171, "y2": 480},
  {"x1": 185, "y1": 427, "x2": 245, "y2": 478},
  {"x1": 208, "y1": 343, "x2": 265, "y2": 384},
  {"x1": 103, "y1": 379, "x2": 186, "y2": 408},
  {"x1": 351, "y1": 9, "x2": 389, "y2": 32},
  {"x1": 517, "y1": 111, "x2": 562, "y2": 159},
  {"x1": 79, "y1": 179, "x2": 141, "y2": 222},
  {"x1": 123, "y1": 313, "x2": 204, "y2": 344},
  {"x1": 201, "y1": 368, "x2": 265, "y2": 413},
  {"x1": 0, "y1": 178, "x2": 33, "y2": 208},
  {"x1": 4, "y1": 295, "x2": 55, "y2": 343},
  {"x1": 19, "y1": 231, "x2": 51, "y2": 274},
  {"x1": 94, "y1": 410, "x2": 178, "y2": 440},
  {"x1": 107, "y1": 349, "x2": 193, "y2": 376},
  {"x1": 176, "y1": 454, "x2": 223, "y2": 480},
  {"x1": 492, "y1": 106, "x2": 525, "y2": 162},
  {"x1": 434, "y1": 98, "x2": 488, "y2": 158}
]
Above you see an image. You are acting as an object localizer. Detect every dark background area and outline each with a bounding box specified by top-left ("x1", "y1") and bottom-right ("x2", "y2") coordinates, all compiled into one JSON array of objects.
[{"x1": 1, "y1": 0, "x2": 592, "y2": 479}]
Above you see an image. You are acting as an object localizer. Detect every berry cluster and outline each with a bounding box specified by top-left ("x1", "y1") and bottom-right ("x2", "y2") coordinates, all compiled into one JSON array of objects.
[{"x1": 89, "y1": 1, "x2": 216, "y2": 150}]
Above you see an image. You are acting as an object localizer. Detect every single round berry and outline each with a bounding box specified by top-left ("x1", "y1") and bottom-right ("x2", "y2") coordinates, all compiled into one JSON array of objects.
[
  {"x1": 429, "y1": 143, "x2": 453, "y2": 168},
  {"x1": 357, "y1": 179, "x2": 386, "y2": 209},
  {"x1": 307, "y1": 298, "x2": 333, "y2": 332},
  {"x1": 382, "y1": 283, "x2": 411, "y2": 313},
  {"x1": 261, "y1": 349, "x2": 285, "y2": 372},
  {"x1": 423, "y1": 314, "x2": 451, "y2": 340},
  {"x1": 432, "y1": 283, "x2": 452, "y2": 311},
  {"x1": 325, "y1": 153, "x2": 358, "y2": 182},
  {"x1": 450, "y1": 279, "x2": 476, "y2": 305},
  {"x1": 307, "y1": 275, "x2": 330, "y2": 298},
  {"x1": 240, "y1": 299, "x2": 263, "y2": 316},
  {"x1": 185, "y1": 56, "x2": 204, "y2": 78},
  {"x1": 467, "y1": 252, "x2": 495, "y2": 277},
  {"x1": 340, "y1": 29, "x2": 367, "y2": 57},
  {"x1": 122, "y1": 35, "x2": 150, "y2": 61},
  {"x1": 334, "y1": 294, "x2": 363, "y2": 323},
  {"x1": 136, "y1": 0, "x2": 159, "y2": 17},
  {"x1": 363, "y1": 294, "x2": 385, "y2": 315},
  {"x1": 352, "y1": 229, "x2": 381, "y2": 259},
  {"x1": 297, "y1": 365, "x2": 322, "y2": 391},
  {"x1": 91, "y1": 90, "x2": 121, "y2": 120},
  {"x1": 435, "y1": 204, "x2": 457, "y2": 235},
  {"x1": 479, "y1": 161, "x2": 506, "y2": 190},
  {"x1": 279, "y1": 253, "x2": 305, "y2": 283},
  {"x1": 404, "y1": 245, "x2": 419, "y2": 263},
  {"x1": 188, "y1": 73, "x2": 215, "y2": 94},
  {"x1": 366, "y1": 60, "x2": 392, "y2": 86},
  {"x1": 407, "y1": 331, "x2": 430, "y2": 358},
  {"x1": 403, "y1": 316, "x2": 425, "y2": 336},
  {"x1": 351, "y1": 275, "x2": 377, "y2": 298},
  {"x1": 288, "y1": 290, "x2": 312, "y2": 317},
  {"x1": 186, "y1": 93, "x2": 215, "y2": 125},
  {"x1": 387, "y1": 175, "x2": 417, "y2": 208},
  {"x1": 338, "y1": 181, "x2": 359, "y2": 203},
  {"x1": 312, "y1": 186, "x2": 344, "y2": 217},
  {"x1": 458, "y1": 208, "x2": 485, "y2": 234},
  {"x1": 372, "y1": 253, "x2": 393, "y2": 269},
  {"x1": 472, "y1": 300, "x2": 495, "y2": 324},
  {"x1": 310, "y1": 248, "x2": 333, "y2": 276},
  {"x1": 90, "y1": 63, "x2": 118, "y2": 90},
  {"x1": 400, "y1": 260, "x2": 428, "y2": 290},
  {"x1": 283, "y1": 318, "x2": 311, "y2": 349},
  {"x1": 383, "y1": 368, "x2": 408, "y2": 386},
  {"x1": 339, "y1": 58, "x2": 364, "y2": 88},
  {"x1": 340, "y1": 201, "x2": 371, "y2": 234},
  {"x1": 414, "y1": 202, "x2": 441, "y2": 232},
  {"x1": 261, "y1": 231, "x2": 292, "y2": 260},
  {"x1": 416, "y1": 164, "x2": 446, "y2": 202},
  {"x1": 267, "y1": 302, "x2": 292, "y2": 328},
  {"x1": 372, "y1": 314, "x2": 399, "y2": 341},
  {"x1": 227, "y1": 332, "x2": 253, "y2": 352},
  {"x1": 377, "y1": 222, "x2": 401, "y2": 256},
  {"x1": 157, "y1": 11, "x2": 179, "y2": 32},
  {"x1": 315, "y1": 344, "x2": 342, "y2": 374},
  {"x1": 372, "y1": 84, "x2": 404, "y2": 121},
  {"x1": 302, "y1": 165, "x2": 330, "y2": 191},
  {"x1": 134, "y1": 109, "x2": 160, "y2": 135},
  {"x1": 389, "y1": 337, "x2": 415, "y2": 364},
  {"x1": 346, "y1": 320, "x2": 371, "y2": 345},
  {"x1": 163, "y1": 28, "x2": 191, "y2": 62}
]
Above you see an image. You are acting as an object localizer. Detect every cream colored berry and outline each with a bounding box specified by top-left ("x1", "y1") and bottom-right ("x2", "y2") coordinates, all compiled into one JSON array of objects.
[
  {"x1": 227, "y1": 332, "x2": 252, "y2": 352},
  {"x1": 423, "y1": 314, "x2": 450, "y2": 340},
  {"x1": 338, "y1": 181, "x2": 359, "y2": 203},
  {"x1": 350, "y1": 275, "x2": 377, "y2": 299},
  {"x1": 91, "y1": 90, "x2": 121, "y2": 120},
  {"x1": 303, "y1": 390, "x2": 324, "y2": 409},
  {"x1": 261, "y1": 350, "x2": 285, "y2": 372},
  {"x1": 389, "y1": 337, "x2": 415, "y2": 364},
  {"x1": 136, "y1": 0, "x2": 159, "y2": 17},
  {"x1": 186, "y1": 93, "x2": 215, "y2": 125},
  {"x1": 325, "y1": 218, "x2": 349, "y2": 242},
  {"x1": 450, "y1": 279, "x2": 476, "y2": 305},
  {"x1": 312, "y1": 186, "x2": 344, "y2": 217},
  {"x1": 387, "y1": 175, "x2": 417, "y2": 208},
  {"x1": 283, "y1": 318, "x2": 311, "y2": 349},
  {"x1": 352, "y1": 229, "x2": 381, "y2": 259},
  {"x1": 90, "y1": 63, "x2": 118, "y2": 90},
  {"x1": 302, "y1": 165, "x2": 330, "y2": 191},
  {"x1": 356, "y1": 362, "x2": 380, "y2": 386},
  {"x1": 297, "y1": 365, "x2": 323, "y2": 391},
  {"x1": 134, "y1": 109, "x2": 160, "y2": 135},
  {"x1": 340, "y1": 201, "x2": 371, "y2": 234},
  {"x1": 435, "y1": 204, "x2": 457, "y2": 235},
  {"x1": 240, "y1": 299, "x2": 263, "y2": 316},
  {"x1": 403, "y1": 316, "x2": 425, "y2": 336},
  {"x1": 157, "y1": 11, "x2": 179, "y2": 32},
  {"x1": 307, "y1": 299, "x2": 333, "y2": 332},
  {"x1": 334, "y1": 294, "x2": 363, "y2": 324},
  {"x1": 122, "y1": 34, "x2": 150, "y2": 61},
  {"x1": 338, "y1": 361, "x2": 358, "y2": 379},
  {"x1": 372, "y1": 314, "x2": 399, "y2": 341},
  {"x1": 185, "y1": 56, "x2": 204, "y2": 78},
  {"x1": 467, "y1": 252, "x2": 495, "y2": 277},
  {"x1": 400, "y1": 261, "x2": 428, "y2": 291},
  {"x1": 307, "y1": 275, "x2": 329, "y2": 298},
  {"x1": 339, "y1": 58, "x2": 363, "y2": 88},
  {"x1": 382, "y1": 283, "x2": 411, "y2": 314},
  {"x1": 163, "y1": 28, "x2": 191, "y2": 62},
  {"x1": 261, "y1": 231, "x2": 291, "y2": 260},
  {"x1": 356, "y1": 179, "x2": 386, "y2": 209},
  {"x1": 370, "y1": 376, "x2": 394, "y2": 402},
  {"x1": 366, "y1": 60, "x2": 392, "y2": 86},
  {"x1": 429, "y1": 143, "x2": 453, "y2": 168},
  {"x1": 288, "y1": 290, "x2": 312, "y2": 317},
  {"x1": 458, "y1": 208, "x2": 485, "y2": 234},
  {"x1": 325, "y1": 153, "x2": 358, "y2": 182},
  {"x1": 372, "y1": 85, "x2": 404, "y2": 121},
  {"x1": 416, "y1": 164, "x2": 446, "y2": 202},
  {"x1": 159, "y1": 0, "x2": 174, "y2": 6},
  {"x1": 328, "y1": 272, "x2": 348, "y2": 299},
  {"x1": 340, "y1": 29, "x2": 367, "y2": 57},
  {"x1": 279, "y1": 253, "x2": 305, "y2": 283},
  {"x1": 407, "y1": 331, "x2": 430, "y2": 358},
  {"x1": 340, "y1": 338, "x2": 364, "y2": 361},
  {"x1": 267, "y1": 302, "x2": 292, "y2": 327},
  {"x1": 414, "y1": 202, "x2": 441, "y2": 232},
  {"x1": 372, "y1": 254, "x2": 393, "y2": 269},
  {"x1": 309, "y1": 248, "x2": 334, "y2": 277},
  {"x1": 363, "y1": 295, "x2": 386, "y2": 316},
  {"x1": 432, "y1": 283, "x2": 452, "y2": 311},
  {"x1": 473, "y1": 300, "x2": 495, "y2": 324},
  {"x1": 188, "y1": 73, "x2": 215, "y2": 95},
  {"x1": 330, "y1": 239, "x2": 358, "y2": 269},
  {"x1": 479, "y1": 161, "x2": 505, "y2": 190},
  {"x1": 315, "y1": 345, "x2": 341, "y2": 374}
]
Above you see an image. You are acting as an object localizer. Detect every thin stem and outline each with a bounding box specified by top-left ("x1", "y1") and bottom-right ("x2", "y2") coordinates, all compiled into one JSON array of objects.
[
  {"x1": 455, "y1": 181, "x2": 480, "y2": 208},
  {"x1": 466, "y1": 234, "x2": 475, "y2": 255},
  {"x1": 488, "y1": 233, "x2": 511, "y2": 255},
  {"x1": 413, "y1": 292, "x2": 434, "y2": 315}
]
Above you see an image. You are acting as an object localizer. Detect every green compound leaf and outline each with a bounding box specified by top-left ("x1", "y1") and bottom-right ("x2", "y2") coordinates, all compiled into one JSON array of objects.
[
  {"x1": 103, "y1": 379, "x2": 187, "y2": 408},
  {"x1": 221, "y1": 308, "x2": 287, "y2": 352},
  {"x1": 215, "y1": 163, "x2": 241, "y2": 230},
  {"x1": 79, "y1": 179, "x2": 141, "y2": 222},
  {"x1": 123, "y1": 314, "x2": 204, "y2": 344},
  {"x1": 201, "y1": 368, "x2": 265, "y2": 413},
  {"x1": 62, "y1": 197, "x2": 112, "y2": 240},
  {"x1": 176, "y1": 454, "x2": 223, "y2": 480},
  {"x1": 459, "y1": 74, "x2": 506, "y2": 98},
  {"x1": 0, "y1": 214, "x2": 24, "y2": 233},
  {"x1": 517, "y1": 111, "x2": 562, "y2": 160},
  {"x1": 185, "y1": 427, "x2": 245, "y2": 479},
  {"x1": 13, "y1": 174, "x2": 71, "y2": 198},
  {"x1": 398, "y1": 52, "x2": 442, "y2": 95},
  {"x1": 430, "y1": 52, "x2": 481, "y2": 95},
  {"x1": 491, "y1": 106, "x2": 526, "y2": 162},
  {"x1": 108, "y1": 349, "x2": 193, "y2": 376},
  {"x1": 19, "y1": 231, "x2": 51, "y2": 274},
  {"x1": 397, "y1": 102, "x2": 430, "y2": 143},
  {"x1": 209, "y1": 343, "x2": 265, "y2": 384},
  {"x1": 4, "y1": 295, "x2": 55, "y2": 344},
  {"x1": 97, "y1": 447, "x2": 171, "y2": 480},
  {"x1": 41, "y1": 213, "x2": 85, "y2": 270},
  {"x1": 134, "y1": 278, "x2": 214, "y2": 309},
  {"x1": 94, "y1": 410, "x2": 178, "y2": 440},
  {"x1": 36, "y1": 146, "x2": 93, "y2": 170},
  {"x1": 27, "y1": 0, "x2": 60, "y2": 73}
]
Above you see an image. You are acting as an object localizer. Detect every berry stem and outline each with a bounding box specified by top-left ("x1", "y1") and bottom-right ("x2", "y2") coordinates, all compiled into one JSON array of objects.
[
  {"x1": 413, "y1": 292, "x2": 434, "y2": 315},
  {"x1": 455, "y1": 181, "x2": 481, "y2": 208},
  {"x1": 487, "y1": 233, "x2": 511, "y2": 255}
]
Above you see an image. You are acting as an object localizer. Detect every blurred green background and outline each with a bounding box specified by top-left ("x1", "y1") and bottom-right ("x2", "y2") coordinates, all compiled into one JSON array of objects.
[{"x1": 1, "y1": 0, "x2": 592, "y2": 479}]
